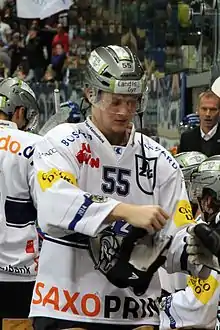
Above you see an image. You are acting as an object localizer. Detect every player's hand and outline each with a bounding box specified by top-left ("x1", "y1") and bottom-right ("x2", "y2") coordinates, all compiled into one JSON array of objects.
[
  {"x1": 186, "y1": 224, "x2": 220, "y2": 275},
  {"x1": 125, "y1": 205, "x2": 169, "y2": 231}
]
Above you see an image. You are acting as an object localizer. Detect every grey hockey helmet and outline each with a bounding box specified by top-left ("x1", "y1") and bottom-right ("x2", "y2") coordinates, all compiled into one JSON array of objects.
[
  {"x1": 175, "y1": 151, "x2": 207, "y2": 193},
  {"x1": 84, "y1": 45, "x2": 149, "y2": 115},
  {"x1": 84, "y1": 45, "x2": 146, "y2": 95},
  {"x1": 0, "y1": 78, "x2": 39, "y2": 132},
  {"x1": 190, "y1": 155, "x2": 220, "y2": 220}
]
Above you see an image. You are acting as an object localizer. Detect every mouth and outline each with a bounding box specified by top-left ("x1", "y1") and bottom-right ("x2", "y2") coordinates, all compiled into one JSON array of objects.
[
  {"x1": 204, "y1": 119, "x2": 213, "y2": 124},
  {"x1": 114, "y1": 119, "x2": 128, "y2": 125}
]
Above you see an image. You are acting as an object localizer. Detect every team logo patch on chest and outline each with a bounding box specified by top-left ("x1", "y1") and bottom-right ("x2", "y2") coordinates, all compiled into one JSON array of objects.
[{"x1": 135, "y1": 155, "x2": 157, "y2": 195}]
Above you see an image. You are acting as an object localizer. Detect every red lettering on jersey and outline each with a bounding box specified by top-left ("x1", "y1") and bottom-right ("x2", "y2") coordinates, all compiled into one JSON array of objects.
[
  {"x1": 32, "y1": 282, "x2": 45, "y2": 304},
  {"x1": 32, "y1": 282, "x2": 159, "y2": 319},
  {"x1": 76, "y1": 144, "x2": 100, "y2": 168},
  {"x1": 81, "y1": 293, "x2": 101, "y2": 317},
  {"x1": 32, "y1": 283, "x2": 101, "y2": 316},
  {"x1": 61, "y1": 291, "x2": 79, "y2": 314},
  {"x1": 25, "y1": 240, "x2": 35, "y2": 253},
  {"x1": 42, "y1": 286, "x2": 59, "y2": 311},
  {"x1": 81, "y1": 143, "x2": 91, "y2": 153}
]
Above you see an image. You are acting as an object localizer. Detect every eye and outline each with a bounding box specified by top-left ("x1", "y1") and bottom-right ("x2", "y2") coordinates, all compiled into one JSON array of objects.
[
  {"x1": 111, "y1": 99, "x2": 121, "y2": 106},
  {"x1": 127, "y1": 99, "x2": 137, "y2": 107}
]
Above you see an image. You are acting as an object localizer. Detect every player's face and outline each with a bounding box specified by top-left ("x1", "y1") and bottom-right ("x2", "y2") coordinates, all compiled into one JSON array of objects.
[{"x1": 97, "y1": 92, "x2": 138, "y2": 133}]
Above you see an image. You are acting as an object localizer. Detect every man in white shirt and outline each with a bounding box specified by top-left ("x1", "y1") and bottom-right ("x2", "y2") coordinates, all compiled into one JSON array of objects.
[
  {"x1": 179, "y1": 90, "x2": 220, "y2": 156},
  {"x1": 0, "y1": 18, "x2": 11, "y2": 45}
]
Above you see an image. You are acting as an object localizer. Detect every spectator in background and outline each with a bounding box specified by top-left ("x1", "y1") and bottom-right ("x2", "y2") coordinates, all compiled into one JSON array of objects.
[
  {"x1": 19, "y1": 23, "x2": 28, "y2": 39},
  {"x1": 42, "y1": 18, "x2": 57, "y2": 67},
  {"x1": 3, "y1": 0, "x2": 16, "y2": 18},
  {"x1": 121, "y1": 26, "x2": 138, "y2": 54},
  {"x1": 31, "y1": 19, "x2": 40, "y2": 30},
  {"x1": 108, "y1": 20, "x2": 121, "y2": 45},
  {"x1": 0, "y1": 13, "x2": 11, "y2": 44},
  {"x1": 89, "y1": 19, "x2": 105, "y2": 50},
  {"x1": 3, "y1": 5, "x2": 13, "y2": 28},
  {"x1": 0, "y1": 38, "x2": 10, "y2": 75},
  {"x1": 42, "y1": 64, "x2": 55, "y2": 83},
  {"x1": 25, "y1": 26, "x2": 46, "y2": 82},
  {"x1": 8, "y1": 32, "x2": 26, "y2": 76},
  {"x1": 52, "y1": 23, "x2": 69, "y2": 53},
  {"x1": 51, "y1": 43, "x2": 66, "y2": 81},
  {"x1": 179, "y1": 90, "x2": 220, "y2": 157}
]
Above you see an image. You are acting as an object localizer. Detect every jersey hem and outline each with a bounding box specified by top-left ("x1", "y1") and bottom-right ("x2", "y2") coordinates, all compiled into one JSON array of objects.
[{"x1": 29, "y1": 311, "x2": 160, "y2": 325}]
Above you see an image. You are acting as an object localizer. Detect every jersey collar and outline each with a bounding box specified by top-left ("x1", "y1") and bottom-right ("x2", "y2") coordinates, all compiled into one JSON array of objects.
[
  {"x1": 0, "y1": 120, "x2": 18, "y2": 129},
  {"x1": 85, "y1": 116, "x2": 135, "y2": 146}
]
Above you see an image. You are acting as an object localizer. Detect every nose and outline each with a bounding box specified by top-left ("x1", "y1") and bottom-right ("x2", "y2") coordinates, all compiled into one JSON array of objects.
[
  {"x1": 117, "y1": 102, "x2": 131, "y2": 115},
  {"x1": 205, "y1": 109, "x2": 211, "y2": 116}
]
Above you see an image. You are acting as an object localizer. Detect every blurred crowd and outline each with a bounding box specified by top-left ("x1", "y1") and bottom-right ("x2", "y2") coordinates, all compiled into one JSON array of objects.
[{"x1": 0, "y1": 0, "x2": 215, "y2": 85}]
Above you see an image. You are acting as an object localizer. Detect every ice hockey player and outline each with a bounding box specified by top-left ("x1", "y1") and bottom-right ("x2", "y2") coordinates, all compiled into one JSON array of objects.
[
  {"x1": 0, "y1": 78, "x2": 41, "y2": 328},
  {"x1": 29, "y1": 45, "x2": 215, "y2": 330},
  {"x1": 159, "y1": 153, "x2": 220, "y2": 330}
]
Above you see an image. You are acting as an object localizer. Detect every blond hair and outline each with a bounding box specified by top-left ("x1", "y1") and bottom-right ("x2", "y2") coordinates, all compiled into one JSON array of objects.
[{"x1": 198, "y1": 90, "x2": 220, "y2": 108}]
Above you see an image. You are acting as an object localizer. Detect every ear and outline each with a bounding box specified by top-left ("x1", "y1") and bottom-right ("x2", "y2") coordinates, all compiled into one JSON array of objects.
[
  {"x1": 18, "y1": 106, "x2": 25, "y2": 117},
  {"x1": 207, "y1": 195, "x2": 213, "y2": 208},
  {"x1": 14, "y1": 106, "x2": 25, "y2": 120},
  {"x1": 84, "y1": 87, "x2": 98, "y2": 104},
  {"x1": 13, "y1": 107, "x2": 20, "y2": 119}
]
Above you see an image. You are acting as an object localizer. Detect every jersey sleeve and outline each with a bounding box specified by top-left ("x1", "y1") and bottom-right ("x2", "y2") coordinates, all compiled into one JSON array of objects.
[
  {"x1": 33, "y1": 135, "x2": 120, "y2": 238},
  {"x1": 159, "y1": 271, "x2": 220, "y2": 330},
  {"x1": 158, "y1": 161, "x2": 210, "y2": 278}
]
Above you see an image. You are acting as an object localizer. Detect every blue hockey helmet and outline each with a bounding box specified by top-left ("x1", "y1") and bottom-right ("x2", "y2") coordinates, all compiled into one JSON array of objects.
[
  {"x1": 179, "y1": 113, "x2": 200, "y2": 134},
  {"x1": 60, "y1": 100, "x2": 81, "y2": 123}
]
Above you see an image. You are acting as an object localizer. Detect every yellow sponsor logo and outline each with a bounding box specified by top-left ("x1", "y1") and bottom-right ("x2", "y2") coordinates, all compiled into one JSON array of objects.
[
  {"x1": 37, "y1": 168, "x2": 77, "y2": 191},
  {"x1": 187, "y1": 275, "x2": 219, "y2": 304},
  {"x1": 173, "y1": 200, "x2": 195, "y2": 227}
]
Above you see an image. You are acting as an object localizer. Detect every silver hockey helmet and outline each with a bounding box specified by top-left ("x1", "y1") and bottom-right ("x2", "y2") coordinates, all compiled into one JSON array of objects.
[
  {"x1": 190, "y1": 155, "x2": 220, "y2": 221},
  {"x1": 84, "y1": 45, "x2": 148, "y2": 114},
  {"x1": 175, "y1": 151, "x2": 207, "y2": 193},
  {"x1": 0, "y1": 78, "x2": 39, "y2": 132},
  {"x1": 85, "y1": 45, "x2": 145, "y2": 95}
]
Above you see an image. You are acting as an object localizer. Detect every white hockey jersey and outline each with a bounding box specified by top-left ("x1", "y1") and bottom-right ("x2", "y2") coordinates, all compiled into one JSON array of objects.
[
  {"x1": 0, "y1": 120, "x2": 41, "y2": 282},
  {"x1": 159, "y1": 215, "x2": 220, "y2": 329},
  {"x1": 29, "y1": 117, "x2": 210, "y2": 325}
]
